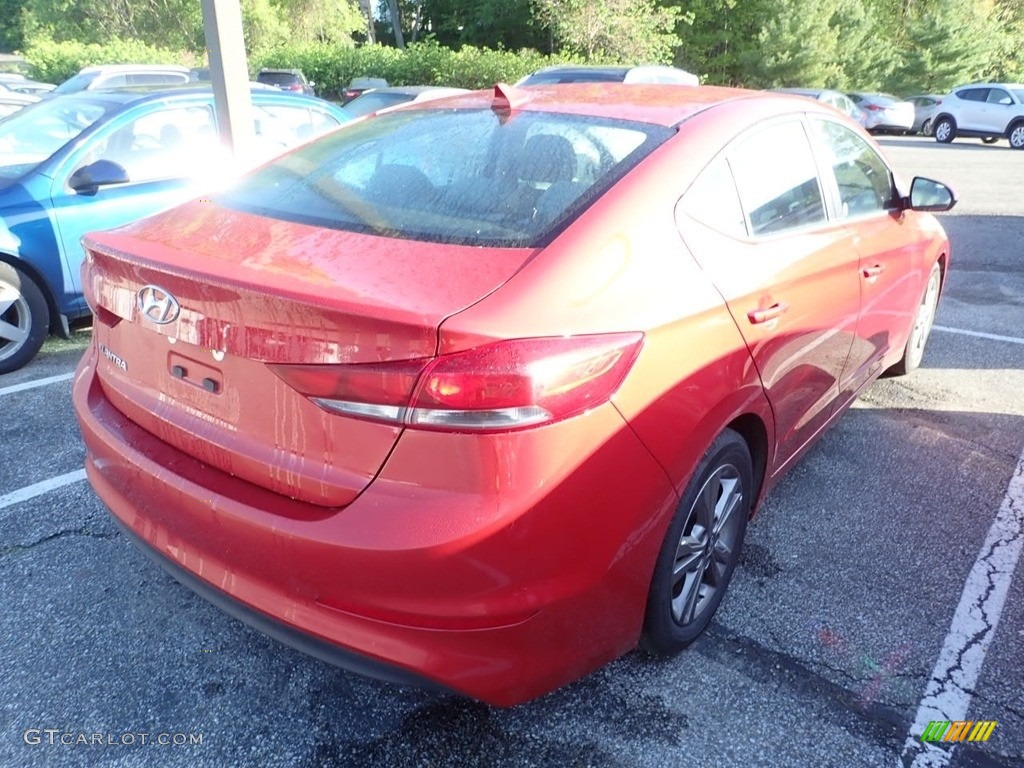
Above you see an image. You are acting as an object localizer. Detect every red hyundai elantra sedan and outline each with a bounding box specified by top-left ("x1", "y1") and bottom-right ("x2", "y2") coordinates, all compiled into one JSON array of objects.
[{"x1": 73, "y1": 84, "x2": 954, "y2": 706}]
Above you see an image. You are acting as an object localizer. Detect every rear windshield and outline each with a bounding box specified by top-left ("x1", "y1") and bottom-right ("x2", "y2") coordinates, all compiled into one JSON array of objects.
[
  {"x1": 258, "y1": 72, "x2": 301, "y2": 86},
  {"x1": 220, "y1": 108, "x2": 672, "y2": 248},
  {"x1": 522, "y1": 71, "x2": 626, "y2": 85},
  {"x1": 340, "y1": 92, "x2": 413, "y2": 118},
  {"x1": 54, "y1": 71, "x2": 99, "y2": 94}
]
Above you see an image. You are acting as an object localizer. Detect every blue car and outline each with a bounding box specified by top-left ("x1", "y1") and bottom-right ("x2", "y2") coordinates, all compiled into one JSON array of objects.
[{"x1": 0, "y1": 86, "x2": 349, "y2": 373}]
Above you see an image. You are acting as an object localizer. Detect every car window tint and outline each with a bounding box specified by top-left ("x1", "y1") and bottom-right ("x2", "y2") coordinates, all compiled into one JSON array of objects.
[
  {"x1": 258, "y1": 72, "x2": 301, "y2": 86},
  {"x1": 96, "y1": 74, "x2": 128, "y2": 89},
  {"x1": 53, "y1": 72, "x2": 99, "y2": 94},
  {"x1": 0, "y1": 98, "x2": 111, "y2": 175},
  {"x1": 251, "y1": 103, "x2": 341, "y2": 159},
  {"x1": 219, "y1": 108, "x2": 672, "y2": 247},
  {"x1": 811, "y1": 119, "x2": 894, "y2": 218},
  {"x1": 679, "y1": 157, "x2": 746, "y2": 238},
  {"x1": 728, "y1": 121, "x2": 826, "y2": 236},
  {"x1": 959, "y1": 88, "x2": 989, "y2": 102},
  {"x1": 77, "y1": 105, "x2": 219, "y2": 184},
  {"x1": 342, "y1": 92, "x2": 414, "y2": 119}
]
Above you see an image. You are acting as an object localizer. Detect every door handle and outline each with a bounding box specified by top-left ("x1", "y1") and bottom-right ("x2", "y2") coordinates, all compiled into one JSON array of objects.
[
  {"x1": 862, "y1": 264, "x2": 885, "y2": 278},
  {"x1": 747, "y1": 302, "x2": 789, "y2": 324}
]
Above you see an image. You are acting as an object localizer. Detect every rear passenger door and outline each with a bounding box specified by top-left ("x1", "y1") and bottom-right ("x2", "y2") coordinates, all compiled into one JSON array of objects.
[
  {"x1": 953, "y1": 88, "x2": 990, "y2": 131},
  {"x1": 677, "y1": 119, "x2": 861, "y2": 472}
]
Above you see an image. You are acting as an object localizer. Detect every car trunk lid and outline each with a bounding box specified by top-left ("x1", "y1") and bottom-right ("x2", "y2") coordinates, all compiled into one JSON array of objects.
[{"x1": 83, "y1": 201, "x2": 534, "y2": 507}]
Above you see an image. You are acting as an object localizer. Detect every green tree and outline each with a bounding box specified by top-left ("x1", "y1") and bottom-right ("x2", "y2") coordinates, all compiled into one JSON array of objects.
[
  {"x1": 532, "y1": 0, "x2": 682, "y2": 62},
  {"x1": 0, "y1": 0, "x2": 26, "y2": 51},
  {"x1": 418, "y1": 0, "x2": 545, "y2": 50},
  {"x1": 888, "y1": 0, "x2": 1003, "y2": 92},
  {"x1": 672, "y1": 0, "x2": 770, "y2": 85},
  {"x1": 827, "y1": 0, "x2": 896, "y2": 90},
  {"x1": 740, "y1": 0, "x2": 841, "y2": 87}
]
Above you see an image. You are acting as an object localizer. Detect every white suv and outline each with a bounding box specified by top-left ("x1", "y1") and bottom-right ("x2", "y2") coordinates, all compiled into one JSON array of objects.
[
  {"x1": 52, "y1": 64, "x2": 191, "y2": 95},
  {"x1": 932, "y1": 82, "x2": 1024, "y2": 148}
]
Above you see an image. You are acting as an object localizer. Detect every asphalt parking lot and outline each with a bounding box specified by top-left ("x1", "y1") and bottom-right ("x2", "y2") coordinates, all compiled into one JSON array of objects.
[{"x1": 1, "y1": 135, "x2": 1022, "y2": 768}]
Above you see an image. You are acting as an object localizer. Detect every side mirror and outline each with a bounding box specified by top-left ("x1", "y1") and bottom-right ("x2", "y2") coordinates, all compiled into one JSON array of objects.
[
  {"x1": 68, "y1": 159, "x2": 129, "y2": 194},
  {"x1": 906, "y1": 176, "x2": 956, "y2": 212}
]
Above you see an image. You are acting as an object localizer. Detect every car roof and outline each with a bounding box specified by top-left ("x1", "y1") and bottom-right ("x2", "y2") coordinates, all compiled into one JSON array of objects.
[
  {"x1": 43, "y1": 84, "x2": 337, "y2": 109},
  {"x1": 406, "y1": 83, "x2": 774, "y2": 127},
  {"x1": 774, "y1": 88, "x2": 826, "y2": 97},
  {"x1": 367, "y1": 86, "x2": 466, "y2": 96},
  {"x1": 531, "y1": 65, "x2": 632, "y2": 77},
  {"x1": 954, "y1": 82, "x2": 1024, "y2": 89},
  {"x1": 0, "y1": 92, "x2": 39, "y2": 104},
  {"x1": 258, "y1": 68, "x2": 303, "y2": 74},
  {"x1": 78, "y1": 63, "x2": 190, "y2": 74}
]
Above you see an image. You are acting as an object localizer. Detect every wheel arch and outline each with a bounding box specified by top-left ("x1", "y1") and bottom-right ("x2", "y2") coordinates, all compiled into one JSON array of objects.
[
  {"x1": 725, "y1": 413, "x2": 769, "y2": 513},
  {"x1": 0, "y1": 252, "x2": 61, "y2": 335},
  {"x1": 934, "y1": 112, "x2": 956, "y2": 127}
]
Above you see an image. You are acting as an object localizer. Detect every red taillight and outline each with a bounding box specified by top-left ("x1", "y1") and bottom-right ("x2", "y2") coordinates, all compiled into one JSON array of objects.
[
  {"x1": 271, "y1": 334, "x2": 643, "y2": 432},
  {"x1": 287, "y1": 83, "x2": 302, "y2": 91},
  {"x1": 865, "y1": 104, "x2": 882, "y2": 111}
]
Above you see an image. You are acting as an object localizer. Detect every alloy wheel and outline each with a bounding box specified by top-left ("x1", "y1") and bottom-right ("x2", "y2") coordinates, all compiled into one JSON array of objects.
[
  {"x1": 908, "y1": 266, "x2": 941, "y2": 365},
  {"x1": 0, "y1": 281, "x2": 31, "y2": 364},
  {"x1": 671, "y1": 463, "x2": 745, "y2": 627},
  {"x1": 1011, "y1": 124, "x2": 1024, "y2": 149}
]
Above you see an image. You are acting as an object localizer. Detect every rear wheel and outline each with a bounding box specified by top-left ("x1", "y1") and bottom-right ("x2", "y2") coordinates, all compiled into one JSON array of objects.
[
  {"x1": 1010, "y1": 122, "x2": 1024, "y2": 149},
  {"x1": 641, "y1": 429, "x2": 753, "y2": 655},
  {"x1": 0, "y1": 262, "x2": 50, "y2": 374},
  {"x1": 920, "y1": 118, "x2": 933, "y2": 136},
  {"x1": 934, "y1": 117, "x2": 955, "y2": 144},
  {"x1": 889, "y1": 262, "x2": 941, "y2": 376}
]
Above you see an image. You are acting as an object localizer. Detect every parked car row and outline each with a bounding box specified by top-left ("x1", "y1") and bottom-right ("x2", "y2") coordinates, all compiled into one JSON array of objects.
[{"x1": 770, "y1": 83, "x2": 1024, "y2": 148}]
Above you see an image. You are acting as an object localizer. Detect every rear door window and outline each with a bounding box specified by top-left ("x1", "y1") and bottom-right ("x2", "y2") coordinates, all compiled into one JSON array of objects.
[{"x1": 727, "y1": 121, "x2": 827, "y2": 236}]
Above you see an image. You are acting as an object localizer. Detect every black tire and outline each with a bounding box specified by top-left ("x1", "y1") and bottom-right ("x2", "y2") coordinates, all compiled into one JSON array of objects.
[
  {"x1": 0, "y1": 261, "x2": 50, "y2": 374},
  {"x1": 982, "y1": 136, "x2": 1000, "y2": 144},
  {"x1": 934, "y1": 117, "x2": 955, "y2": 144},
  {"x1": 641, "y1": 429, "x2": 753, "y2": 655},
  {"x1": 1010, "y1": 122, "x2": 1024, "y2": 150},
  {"x1": 920, "y1": 118, "x2": 933, "y2": 136},
  {"x1": 889, "y1": 262, "x2": 941, "y2": 377}
]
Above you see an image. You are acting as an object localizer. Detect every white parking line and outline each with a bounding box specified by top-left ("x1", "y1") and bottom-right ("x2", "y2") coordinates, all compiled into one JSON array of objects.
[
  {"x1": 0, "y1": 469, "x2": 87, "y2": 513},
  {"x1": 0, "y1": 372, "x2": 75, "y2": 397},
  {"x1": 933, "y1": 325, "x2": 1024, "y2": 346},
  {"x1": 899, "y1": 445, "x2": 1024, "y2": 767}
]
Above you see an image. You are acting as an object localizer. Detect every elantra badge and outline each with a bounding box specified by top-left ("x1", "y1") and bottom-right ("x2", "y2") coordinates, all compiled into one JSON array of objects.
[{"x1": 137, "y1": 285, "x2": 180, "y2": 324}]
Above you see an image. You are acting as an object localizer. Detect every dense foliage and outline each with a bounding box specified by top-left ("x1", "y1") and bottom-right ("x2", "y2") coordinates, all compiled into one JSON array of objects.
[{"x1": 1, "y1": 0, "x2": 1021, "y2": 94}]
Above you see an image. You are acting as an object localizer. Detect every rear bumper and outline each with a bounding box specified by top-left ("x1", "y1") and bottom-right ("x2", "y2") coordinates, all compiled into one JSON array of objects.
[{"x1": 74, "y1": 346, "x2": 677, "y2": 705}]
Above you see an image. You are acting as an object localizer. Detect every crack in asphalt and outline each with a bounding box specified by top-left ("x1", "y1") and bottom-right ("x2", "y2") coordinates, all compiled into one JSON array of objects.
[
  {"x1": 699, "y1": 624, "x2": 909, "y2": 748},
  {"x1": 0, "y1": 527, "x2": 118, "y2": 557}
]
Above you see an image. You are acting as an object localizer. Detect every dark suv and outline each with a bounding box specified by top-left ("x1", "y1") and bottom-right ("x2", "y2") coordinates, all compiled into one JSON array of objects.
[{"x1": 256, "y1": 68, "x2": 315, "y2": 96}]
